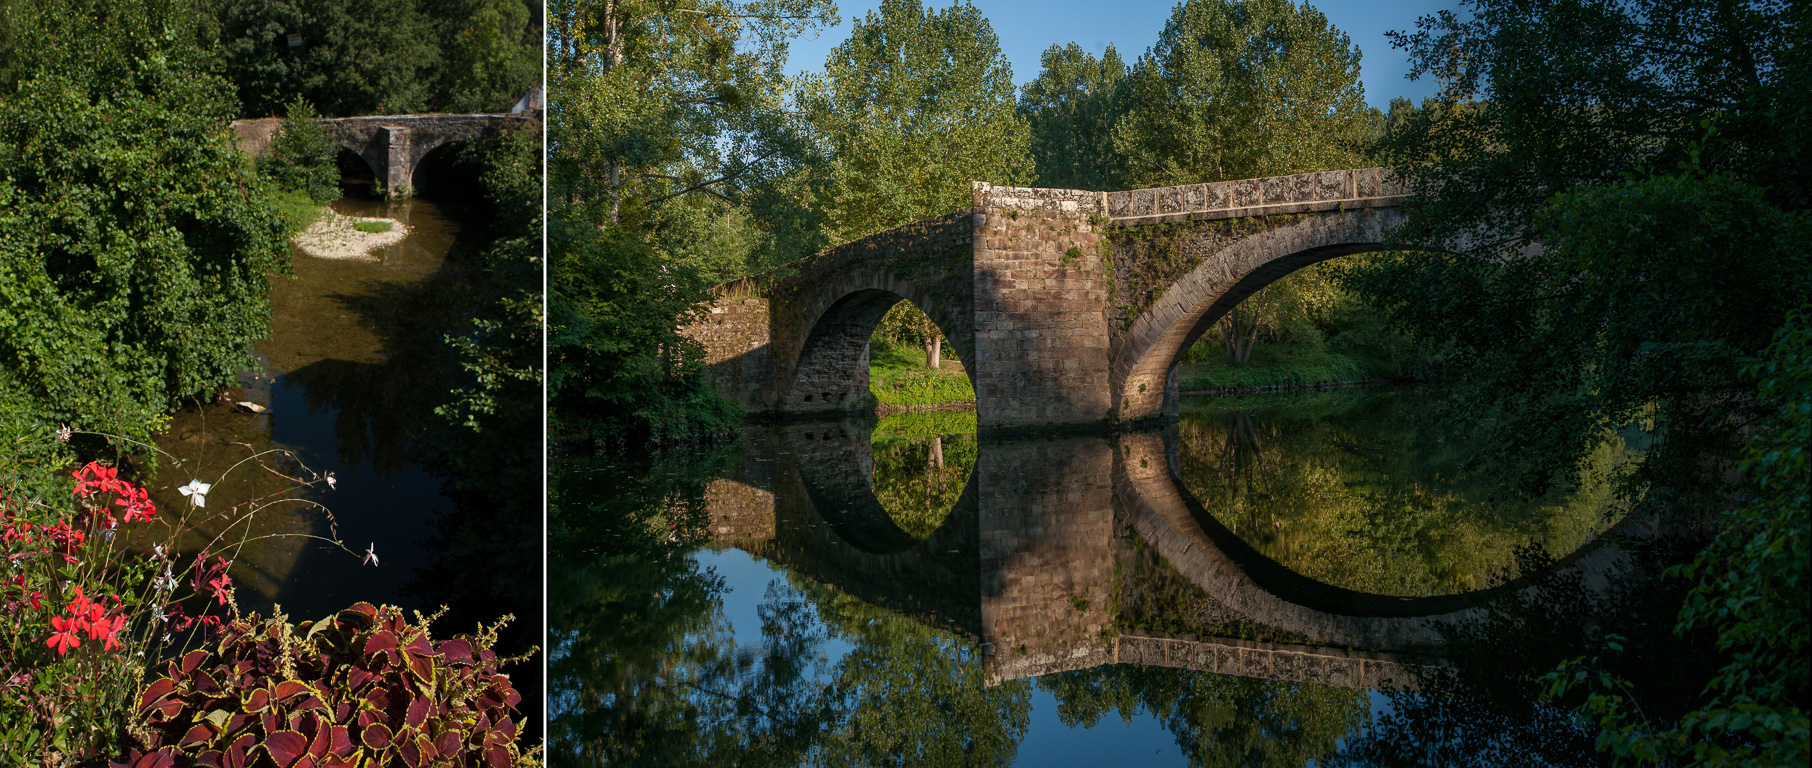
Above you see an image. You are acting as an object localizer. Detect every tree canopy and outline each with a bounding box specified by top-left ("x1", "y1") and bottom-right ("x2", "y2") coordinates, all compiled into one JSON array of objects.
[
  {"x1": 800, "y1": 0, "x2": 1032, "y2": 242},
  {"x1": 0, "y1": 0, "x2": 289, "y2": 494}
]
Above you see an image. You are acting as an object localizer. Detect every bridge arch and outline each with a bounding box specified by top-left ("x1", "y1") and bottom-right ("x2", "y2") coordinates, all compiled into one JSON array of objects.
[
  {"x1": 786, "y1": 275, "x2": 974, "y2": 414},
  {"x1": 1112, "y1": 207, "x2": 1412, "y2": 421}
]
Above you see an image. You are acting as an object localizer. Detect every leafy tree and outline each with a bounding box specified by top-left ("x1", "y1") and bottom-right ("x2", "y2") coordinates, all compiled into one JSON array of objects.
[
  {"x1": 213, "y1": 0, "x2": 442, "y2": 117},
  {"x1": 1018, "y1": 42, "x2": 1128, "y2": 191},
  {"x1": 0, "y1": 0, "x2": 288, "y2": 485},
  {"x1": 799, "y1": 0, "x2": 1032, "y2": 242},
  {"x1": 423, "y1": 0, "x2": 541, "y2": 112},
  {"x1": 1113, "y1": 0, "x2": 1373, "y2": 188},
  {"x1": 547, "y1": 0, "x2": 832, "y2": 442},
  {"x1": 1357, "y1": 0, "x2": 1810, "y2": 499},
  {"x1": 258, "y1": 97, "x2": 340, "y2": 203},
  {"x1": 1347, "y1": 0, "x2": 1809, "y2": 761}
]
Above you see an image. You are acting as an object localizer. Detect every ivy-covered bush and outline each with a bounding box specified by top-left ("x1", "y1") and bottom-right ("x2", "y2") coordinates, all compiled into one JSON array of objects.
[
  {"x1": 123, "y1": 603, "x2": 533, "y2": 768},
  {"x1": 0, "y1": 0, "x2": 289, "y2": 491}
]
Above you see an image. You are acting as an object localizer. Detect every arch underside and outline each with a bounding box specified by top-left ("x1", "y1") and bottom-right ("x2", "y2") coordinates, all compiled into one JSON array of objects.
[
  {"x1": 786, "y1": 279, "x2": 975, "y2": 414},
  {"x1": 1113, "y1": 208, "x2": 1409, "y2": 420}
]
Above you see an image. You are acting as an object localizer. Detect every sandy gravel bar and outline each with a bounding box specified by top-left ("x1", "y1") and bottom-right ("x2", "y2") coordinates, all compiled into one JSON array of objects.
[{"x1": 291, "y1": 208, "x2": 409, "y2": 259}]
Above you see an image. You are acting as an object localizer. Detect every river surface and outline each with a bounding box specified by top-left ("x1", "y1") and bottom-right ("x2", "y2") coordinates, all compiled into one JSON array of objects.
[
  {"x1": 142, "y1": 195, "x2": 462, "y2": 621},
  {"x1": 551, "y1": 386, "x2": 1636, "y2": 766}
]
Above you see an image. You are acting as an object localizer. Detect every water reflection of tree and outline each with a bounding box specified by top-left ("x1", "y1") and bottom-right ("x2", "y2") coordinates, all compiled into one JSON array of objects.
[
  {"x1": 870, "y1": 431, "x2": 977, "y2": 538},
  {"x1": 550, "y1": 446, "x2": 1032, "y2": 767},
  {"x1": 1177, "y1": 388, "x2": 1628, "y2": 596},
  {"x1": 1041, "y1": 665, "x2": 1368, "y2": 768}
]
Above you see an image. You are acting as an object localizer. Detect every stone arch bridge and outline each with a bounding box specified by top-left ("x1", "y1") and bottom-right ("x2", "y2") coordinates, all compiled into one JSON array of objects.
[
  {"x1": 684, "y1": 167, "x2": 1420, "y2": 431},
  {"x1": 230, "y1": 113, "x2": 536, "y2": 197}
]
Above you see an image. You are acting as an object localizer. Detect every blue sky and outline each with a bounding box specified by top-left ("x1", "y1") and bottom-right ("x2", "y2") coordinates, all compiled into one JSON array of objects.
[{"x1": 784, "y1": 0, "x2": 1462, "y2": 110}]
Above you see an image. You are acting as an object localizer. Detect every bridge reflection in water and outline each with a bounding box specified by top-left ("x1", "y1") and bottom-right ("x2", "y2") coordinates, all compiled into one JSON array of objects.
[{"x1": 691, "y1": 416, "x2": 1633, "y2": 696}]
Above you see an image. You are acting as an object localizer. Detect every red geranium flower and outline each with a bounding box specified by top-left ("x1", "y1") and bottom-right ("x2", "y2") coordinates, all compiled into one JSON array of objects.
[{"x1": 46, "y1": 615, "x2": 82, "y2": 655}]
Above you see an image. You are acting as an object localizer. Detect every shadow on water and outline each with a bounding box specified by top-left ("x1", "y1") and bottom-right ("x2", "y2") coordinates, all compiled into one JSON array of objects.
[{"x1": 552, "y1": 390, "x2": 1699, "y2": 766}]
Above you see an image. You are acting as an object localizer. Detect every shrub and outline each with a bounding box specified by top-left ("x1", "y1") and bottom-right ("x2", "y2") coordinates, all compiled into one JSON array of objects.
[
  {"x1": 261, "y1": 98, "x2": 342, "y2": 205},
  {"x1": 123, "y1": 603, "x2": 534, "y2": 768}
]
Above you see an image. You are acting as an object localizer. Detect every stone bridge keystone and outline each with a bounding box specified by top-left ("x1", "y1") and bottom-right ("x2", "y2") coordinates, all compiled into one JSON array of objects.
[{"x1": 683, "y1": 167, "x2": 1413, "y2": 430}]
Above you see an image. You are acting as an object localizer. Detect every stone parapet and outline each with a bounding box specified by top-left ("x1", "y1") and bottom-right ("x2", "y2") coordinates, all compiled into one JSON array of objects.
[{"x1": 1105, "y1": 167, "x2": 1408, "y2": 226}]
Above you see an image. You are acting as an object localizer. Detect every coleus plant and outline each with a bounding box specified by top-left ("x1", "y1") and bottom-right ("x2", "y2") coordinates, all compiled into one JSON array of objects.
[{"x1": 117, "y1": 602, "x2": 533, "y2": 768}]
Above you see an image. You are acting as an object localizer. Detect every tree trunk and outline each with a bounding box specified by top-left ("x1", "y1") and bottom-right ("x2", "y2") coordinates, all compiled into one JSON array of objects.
[
  {"x1": 929, "y1": 437, "x2": 943, "y2": 469},
  {"x1": 926, "y1": 335, "x2": 941, "y2": 369}
]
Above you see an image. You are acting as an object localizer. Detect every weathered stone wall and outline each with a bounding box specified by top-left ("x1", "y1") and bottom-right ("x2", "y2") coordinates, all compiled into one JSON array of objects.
[
  {"x1": 971, "y1": 184, "x2": 1113, "y2": 430},
  {"x1": 680, "y1": 294, "x2": 774, "y2": 414},
  {"x1": 230, "y1": 117, "x2": 284, "y2": 157},
  {"x1": 978, "y1": 435, "x2": 1117, "y2": 684}
]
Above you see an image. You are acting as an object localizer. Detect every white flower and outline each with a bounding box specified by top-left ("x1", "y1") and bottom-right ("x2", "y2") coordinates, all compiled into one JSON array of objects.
[
  {"x1": 154, "y1": 564, "x2": 176, "y2": 593},
  {"x1": 54, "y1": 425, "x2": 72, "y2": 443},
  {"x1": 361, "y1": 542, "x2": 379, "y2": 567},
  {"x1": 177, "y1": 479, "x2": 211, "y2": 507},
  {"x1": 325, "y1": 471, "x2": 337, "y2": 491}
]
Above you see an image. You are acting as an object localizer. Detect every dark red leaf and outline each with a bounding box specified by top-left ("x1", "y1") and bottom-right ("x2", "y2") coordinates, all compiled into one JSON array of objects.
[
  {"x1": 483, "y1": 746, "x2": 510, "y2": 768},
  {"x1": 406, "y1": 696, "x2": 429, "y2": 729},
  {"x1": 138, "y1": 678, "x2": 177, "y2": 714},
  {"x1": 433, "y1": 731, "x2": 461, "y2": 757},
  {"x1": 436, "y1": 639, "x2": 475, "y2": 664},
  {"x1": 264, "y1": 731, "x2": 308, "y2": 767},
  {"x1": 178, "y1": 723, "x2": 216, "y2": 747},
  {"x1": 328, "y1": 725, "x2": 356, "y2": 757},
  {"x1": 361, "y1": 722, "x2": 394, "y2": 750}
]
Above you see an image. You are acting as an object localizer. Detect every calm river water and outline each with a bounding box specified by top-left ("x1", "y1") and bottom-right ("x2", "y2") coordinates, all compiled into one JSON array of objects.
[
  {"x1": 144, "y1": 195, "x2": 463, "y2": 619},
  {"x1": 551, "y1": 386, "x2": 1638, "y2": 766}
]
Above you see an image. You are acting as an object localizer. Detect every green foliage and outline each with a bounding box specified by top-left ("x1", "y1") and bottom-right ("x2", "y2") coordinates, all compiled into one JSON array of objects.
[
  {"x1": 352, "y1": 220, "x2": 392, "y2": 234},
  {"x1": 1112, "y1": 0, "x2": 1373, "y2": 187},
  {"x1": 548, "y1": 0, "x2": 833, "y2": 445},
  {"x1": 267, "y1": 186, "x2": 327, "y2": 235},
  {"x1": 213, "y1": 0, "x2": 443, "y2": 117},
  {"x1": 868, "y1": 342, "x2": 975, "y2": 408},
  {"x1": 1177, "y1": 387, "x2": 1628, "y2": 597},
  {"x1": 259, "y1": 99, "x2": 340, "y2": 204},
  {"x1": 1018, "y1": 43, "x2": 1127, "y2": 191},
  {"x1": 0, "y1": 0, "x2": 289, "y2": 488},
  {"x1": 1365, "y1": 0, "x2": 1810, "y2": 501},
  {"x1": 799, "y1": 0, "x2": 1033, "y2": 241},
  {"x1": 1547, "y1": 310, "x2": 1811, "y2": 767},
  {"x1": 423, "y1": 0, "x2": 541, "y2": 112},
  {"x1": 870, "y1": 420, "x2": 976, "y2": 538},
  {"x1": 128, "y1": 603, "x2": 534, "y2": 766}
]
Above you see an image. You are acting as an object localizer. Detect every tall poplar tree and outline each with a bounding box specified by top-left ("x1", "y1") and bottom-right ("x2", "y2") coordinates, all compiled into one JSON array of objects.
[
  {"x1": 1113, "y1": 0, "x2": 1372, "y2": 187},
  {"x1": 1018, "y1": 42, "x2": 1128, "y2": 191},
  {"x1": 800, "y1": 0, "x2": 1032, "y2": 242}
]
